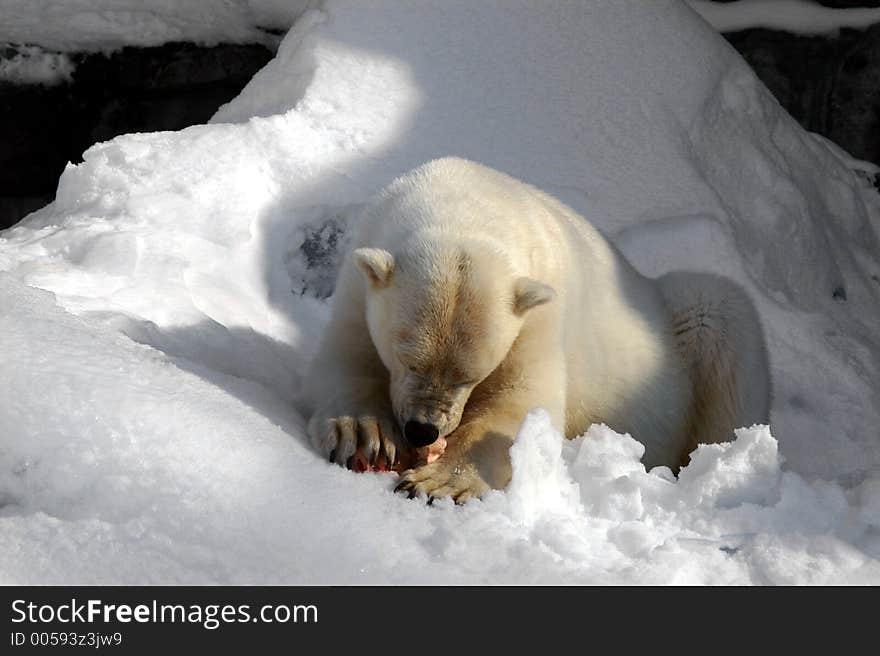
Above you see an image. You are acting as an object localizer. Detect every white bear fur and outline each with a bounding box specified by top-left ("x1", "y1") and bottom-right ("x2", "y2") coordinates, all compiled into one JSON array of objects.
[{"x1": 303, "y1": 157, "x2": 771, "y2": 501}]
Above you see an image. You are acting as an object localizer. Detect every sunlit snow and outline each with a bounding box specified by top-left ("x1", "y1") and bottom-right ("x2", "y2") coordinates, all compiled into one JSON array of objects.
[{"x1": 1, "y1": 0, "x2": 879, "y2": 584}]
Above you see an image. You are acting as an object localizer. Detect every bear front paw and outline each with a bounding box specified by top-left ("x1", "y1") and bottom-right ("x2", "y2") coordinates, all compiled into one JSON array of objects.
[
  {"x1": 394, "y1": 459, "x2": 489, "y2": 504},
  {"x1": 310, "y1": 413, "x2": 401, "y2": 471}
]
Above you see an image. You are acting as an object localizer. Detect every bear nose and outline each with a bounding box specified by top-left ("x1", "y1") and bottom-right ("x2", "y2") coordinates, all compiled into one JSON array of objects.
[{"x1": 404, "y1": 420, "x2": 440, "y2": 447}]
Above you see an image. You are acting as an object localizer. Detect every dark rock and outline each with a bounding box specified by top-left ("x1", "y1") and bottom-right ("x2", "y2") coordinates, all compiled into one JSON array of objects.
[
  {"x1": 829, "y1": 23, "x2": 880, "y2": 165},
  {"x1": 72, "y1": 42, "x2": 272, "y2": 92},
  {"x1": 724, "y1": 28, "x2": 845, "y2": 137},
  {"x1": 724, "y1": 23, "x2": 880, "y2": 166},
  {"x1": 0, "y1": 82, "x2": 73, "y2": 198}
]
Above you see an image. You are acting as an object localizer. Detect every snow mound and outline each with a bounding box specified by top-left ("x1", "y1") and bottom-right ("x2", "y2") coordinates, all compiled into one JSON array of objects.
[{"x1": 1, "y1": 0, "x2": 879, "y2": 583}]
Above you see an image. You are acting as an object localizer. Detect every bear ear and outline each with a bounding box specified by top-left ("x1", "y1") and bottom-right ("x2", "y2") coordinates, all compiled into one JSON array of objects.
[
  {"x1": 513, "y1": 277, "x2": 555, "y2": 315},
  {"x1": 353, "y1": 248, "x2": 395, "y2": 288}
]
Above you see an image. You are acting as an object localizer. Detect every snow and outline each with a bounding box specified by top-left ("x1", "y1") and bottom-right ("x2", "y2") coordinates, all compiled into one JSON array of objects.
[
  {"x1": 686, "y1": 0, "x2": 880, "y2": 35},
  {"x1": 1, "y1": 0, "x2": 879, "y2": 584},
  {"x1": 0, "y1": 45, "x2": 74, "y2": 85},
  {"x1": 0, "y1": 0, "x2": 311, "y2": 53}
]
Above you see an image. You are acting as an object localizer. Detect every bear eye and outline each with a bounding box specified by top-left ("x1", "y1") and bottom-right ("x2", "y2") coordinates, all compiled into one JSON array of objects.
[
  {"x1": 393, "y1": 348, "x2": 422, "y2": 375},
  {"x1": 403, "y1": 363, "x2": 426, "y2": 378}
]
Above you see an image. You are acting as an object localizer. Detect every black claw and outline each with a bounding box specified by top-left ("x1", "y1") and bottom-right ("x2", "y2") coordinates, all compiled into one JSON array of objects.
[
  {"x1": 346, "y1": 455, "x2": 354, "y2": 470},
  {"x1": 427, "y1": 496, "x2": 435, "y2": 506},
  {"x1": 394, "y1": 479, "x2": 409, "y2": 493},
  {"x1": 407, "y1": 488, "x2": 418, "y2": 499},
  {"x1": 329, "y1": 450, "x2": 336, "y2": 463}
]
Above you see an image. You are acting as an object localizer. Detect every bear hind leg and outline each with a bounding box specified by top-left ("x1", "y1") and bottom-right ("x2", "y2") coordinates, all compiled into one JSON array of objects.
[{"x1": 658, "y1": 271, "x2": 771, "y2": 467}]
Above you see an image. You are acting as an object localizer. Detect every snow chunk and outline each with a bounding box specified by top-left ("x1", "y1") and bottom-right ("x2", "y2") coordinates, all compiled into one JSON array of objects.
[
  {"x1": 678, "y1": 426, "x2": 781, "y2": 510},
  {"x1": 0, "y1": 45, "x2": 74, "y2": 85},
  {"x1": 687, "y1": 0, "x2": 880, "y2": 35},
  {"x1": 0, "y1": 0, "x2": 313, "y2": 53},
  {"x1": 507, "y1": 409, "x2": 582, "y2": 525},
  {"x1": 568, "y1": 424, "x2": 651, "y2": 522}
]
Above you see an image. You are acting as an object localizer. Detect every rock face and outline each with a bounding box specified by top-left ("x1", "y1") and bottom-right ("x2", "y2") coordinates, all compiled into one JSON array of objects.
[
  {"x1": 0, "y1": 42, "x2": 274, "y2": 229},
  {"x1": 725, "y1": 25, "x2": 880, "y2": 168},
  {"x1": 719, "y1": 3, "x2": 880, "y2": 192}
]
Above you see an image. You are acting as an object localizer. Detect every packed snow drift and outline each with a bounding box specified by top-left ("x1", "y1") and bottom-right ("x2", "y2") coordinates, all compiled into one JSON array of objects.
[{"x1": 1, "y1": 0, "x2": 879, "y2": 584}]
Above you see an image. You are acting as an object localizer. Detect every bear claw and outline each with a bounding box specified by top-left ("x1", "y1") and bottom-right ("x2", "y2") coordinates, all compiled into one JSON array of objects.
[{"x1": 393, "y1": 459, "x2": 488, "y2": 504}]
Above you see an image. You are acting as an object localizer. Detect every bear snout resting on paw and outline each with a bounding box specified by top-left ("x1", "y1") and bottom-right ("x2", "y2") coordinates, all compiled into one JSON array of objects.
[{"x1": 302, "y1": 157, "x2": 771, "y2": 503}]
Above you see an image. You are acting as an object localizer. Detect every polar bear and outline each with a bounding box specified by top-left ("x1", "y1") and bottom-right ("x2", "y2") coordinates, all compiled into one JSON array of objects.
[{"x1": 302, "y1": 157, "x2": 771, "y2": 502}]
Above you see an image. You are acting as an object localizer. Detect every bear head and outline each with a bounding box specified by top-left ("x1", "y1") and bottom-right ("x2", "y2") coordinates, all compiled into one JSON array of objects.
[{"x1": 352, "y1": 240, "x2": 554, "y2": 448}]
